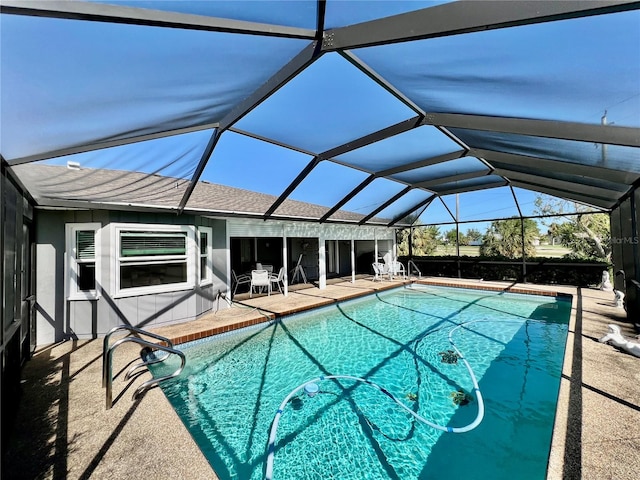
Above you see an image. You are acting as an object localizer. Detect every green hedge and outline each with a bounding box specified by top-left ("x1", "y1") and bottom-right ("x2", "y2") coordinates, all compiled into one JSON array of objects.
[{"x1": 400, "y1": 256, "x2": 609, "y2": 287}]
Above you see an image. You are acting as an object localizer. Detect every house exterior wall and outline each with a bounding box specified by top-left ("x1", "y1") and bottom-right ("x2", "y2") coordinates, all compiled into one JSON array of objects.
[
  {"x1": 34, "y1": 210, "x2": 227, "y2": 345},
  {"x1": 34, "y1": 210, "x2": 68, "y2": 345},
  {"x1": 32, "y1": 211, "x2": 393, "y2": 345},
  {"x1": 227, "y1": 219, "x2": 397, "y2": 279},
  {"x1": 228, "y1": 220, "x2": 395, "y2": 242}
]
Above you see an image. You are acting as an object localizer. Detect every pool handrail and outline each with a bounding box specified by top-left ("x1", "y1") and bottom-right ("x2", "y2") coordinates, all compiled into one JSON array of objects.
[
  {"x1": 407, "y1": 259, "x2": 422, "y2": 278},
  {"x1": 104, "y1": 335, "x2": 186, "y2": 409},
  {"x1": 102, "y1": 325, "x2": 175, "y2": 388}
]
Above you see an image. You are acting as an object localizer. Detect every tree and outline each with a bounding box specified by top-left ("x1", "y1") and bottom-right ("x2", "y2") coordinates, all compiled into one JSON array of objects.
[
  {"x1": 534, "y1": 196, "x2": 611, "y2": 261},
  {"x1": 396, "y1": 228, "x2": 411, "y2": 256},
  {"x1": 413, "y1": 225, "x2": 441, "y2": 255},
  {"x1": 443, "y1": 228, "x2": 469, "y2": 249},
  {"x1": 466, "y1": 228, "x2": 483, "y2": 244},
  {"x1": 397, "y1": 225, "x2": 441, "y2": 256},
  {"x1": 480, "y1": 218, "x2": 539, "y2": 258},
  {"x1": 444, "y1": 229, "x2": 458, "y2": 244}
]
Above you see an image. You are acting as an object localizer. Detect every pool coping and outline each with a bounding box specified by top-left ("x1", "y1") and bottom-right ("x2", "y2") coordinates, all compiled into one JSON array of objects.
[
  {"x1": 419, "y1": 278, "x2": 573, "y2": 299},
  {"x1": 161, "y1": 280, "x2": 410, "y2": 345},
  {"x1": 161, "y1": 278, "x2": 574, "y2": 346}
]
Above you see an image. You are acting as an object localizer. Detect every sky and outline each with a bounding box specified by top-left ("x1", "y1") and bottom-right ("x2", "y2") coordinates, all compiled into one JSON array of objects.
[{"x1": 1, "y1": 2, "x2": 637, "y2": 225}]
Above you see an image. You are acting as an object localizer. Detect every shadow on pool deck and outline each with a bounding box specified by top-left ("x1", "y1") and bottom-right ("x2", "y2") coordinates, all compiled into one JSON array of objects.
[{"x1": 3, "y1": 278, "x2": 639, "y2": 479}]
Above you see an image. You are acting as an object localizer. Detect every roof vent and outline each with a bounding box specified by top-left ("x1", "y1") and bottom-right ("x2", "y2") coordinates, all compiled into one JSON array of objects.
[{"x1": 67, "y1": 161, "x2": 81, "y2": 170}]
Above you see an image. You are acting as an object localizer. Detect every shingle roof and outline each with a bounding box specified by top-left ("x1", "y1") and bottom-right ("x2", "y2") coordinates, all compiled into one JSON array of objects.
[{"x1": 10, "y1": 164, "x2": 390, "y2": 224}]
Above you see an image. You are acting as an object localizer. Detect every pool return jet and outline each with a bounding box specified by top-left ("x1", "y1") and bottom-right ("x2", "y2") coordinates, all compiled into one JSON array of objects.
[{"x1": 264, "y1": 320, "x2": 489, "y2": 480}]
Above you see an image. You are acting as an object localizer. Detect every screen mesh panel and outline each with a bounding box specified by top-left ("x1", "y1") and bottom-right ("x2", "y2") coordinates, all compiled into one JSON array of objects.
[
  {"x1": 2, "y1": 2, "x2": 638, "y2": 225},
  {"x1": 416, "y1": 197, "x2": 456, "y2": 225},
  {"x1": 354, "y1": 11, "x2": 640, "y2": 126},
  {"x1": 451, "y1": 128, "x2": 640, "y2": 175},
  {"x1": 234, "y1": 53, "x2": 416, "y2": 154},
  {"x1": 392, "y1": 157, "x2": 490, "y2": 185},
  {"x1": 333, "y1": 126, "x2": 461, "y2": 172},
  {"x1": 1, "y1": 14, "x2": 309, "y2": 160}
]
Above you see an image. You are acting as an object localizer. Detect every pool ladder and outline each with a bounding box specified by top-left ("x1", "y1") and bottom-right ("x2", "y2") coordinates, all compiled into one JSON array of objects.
[
  {"x1": 102, "y1": 325, "x2": 186, "y2": 410},
  {"x1": 408, "y1": 259, "x2": 422, "y2": 278}
]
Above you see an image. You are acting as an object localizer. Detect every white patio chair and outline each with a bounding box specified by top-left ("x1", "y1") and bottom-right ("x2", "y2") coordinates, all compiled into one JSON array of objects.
[
  {"x1": 250, "y1": 269, "x2": 271, "y2": 297},
  {"x1": 256, "y1": 263, "x2": 274, "y2": 274},
  {"x1": 372, "y1": 263, "x2": 381, "y2": 281},
  {"x1": 232, "y1": 270, "x2": 251, "y2": 297},
  {"x1": 270, "y1": 266, "x2": 285, "y2": 294},
  {"x1": 390, "y1": 260, "x2": 406, "y2": 279},
  {"x1": 372, "y1": 262, "x2": 390, "y2": 282}
]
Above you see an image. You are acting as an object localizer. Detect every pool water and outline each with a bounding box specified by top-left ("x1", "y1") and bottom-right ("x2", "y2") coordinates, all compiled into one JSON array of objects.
[{"x1": 153, "y1": 285, "x2": 571, "y2": 480}]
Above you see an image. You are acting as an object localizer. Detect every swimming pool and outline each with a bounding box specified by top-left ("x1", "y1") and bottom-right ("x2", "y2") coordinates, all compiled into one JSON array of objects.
[{"x1": 154, "y1": 285, "x2": 571, "y2": 480}]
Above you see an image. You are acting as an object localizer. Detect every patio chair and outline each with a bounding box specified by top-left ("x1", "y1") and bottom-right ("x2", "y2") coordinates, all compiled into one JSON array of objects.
[
  {"x1": 256, "y1": 262, "x2": 274, "y2": 274},
  {"x1": 232, "y1": 270, "x2": 251, "y2": 297},
  {"x1": 390, "y1": 260, "x2": 406, "y2": 279},
  {"x1": 270, "y1": 266, "x2": 285, "y2": 294},
  {"x1": 250, "y1": 269, "x2": 271, "y2": 298},
  {"x1": 372, "y1": 262, "x2": 390, "y2": 281}
]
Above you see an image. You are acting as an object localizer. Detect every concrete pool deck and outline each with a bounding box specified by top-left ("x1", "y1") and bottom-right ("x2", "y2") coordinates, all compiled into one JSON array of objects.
[{"x1": 4, "y1": 277, "x2": 639, "y2": 479}]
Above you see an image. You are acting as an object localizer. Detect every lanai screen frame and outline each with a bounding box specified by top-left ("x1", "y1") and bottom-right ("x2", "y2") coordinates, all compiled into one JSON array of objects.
[{"x1": 1, "y1": 0, "x2": 639, "y2": 229}]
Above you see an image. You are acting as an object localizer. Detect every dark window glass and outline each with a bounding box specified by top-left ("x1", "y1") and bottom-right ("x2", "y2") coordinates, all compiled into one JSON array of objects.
[
  {"x1": 120, "y1": 262, "x2": 187, "y2": 289},
  {"x1": 78, "y1": 263, "x2": 96, "y2": 291},
  {"x1": 200, "y1": 232, "x2": 208, "y2": 255},
  {"x1": 200, "y1": 257, "x2": 207, "y2": 280}
]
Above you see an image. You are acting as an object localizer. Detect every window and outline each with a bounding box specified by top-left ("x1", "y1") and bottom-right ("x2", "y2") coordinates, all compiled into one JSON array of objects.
[
  {"x1": 113, "y1": 224, "x2": 196, "y2": 297},
  {"x1": 66, "y1": 223, "x2": 101, "y2": 300},
  {"x1": 199, "y1": 227, "x2": 213, "y2": 285}
]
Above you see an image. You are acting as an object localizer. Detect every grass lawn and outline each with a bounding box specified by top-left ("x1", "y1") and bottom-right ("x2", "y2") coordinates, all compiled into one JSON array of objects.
[
  {"x1": 533, "y1": 244, "x2": 572, "y2": 258},
  {"x1": 432, "y1": 244, "x2": 572, "y2": 258},
  {"x1": 434, "y1": 245, "x2": 480, "y2": 256}
]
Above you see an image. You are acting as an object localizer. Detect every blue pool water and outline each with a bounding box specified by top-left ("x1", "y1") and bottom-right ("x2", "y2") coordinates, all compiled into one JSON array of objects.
[{"x1": 154, "y1": 285, "x2": 571, "y2": 480}]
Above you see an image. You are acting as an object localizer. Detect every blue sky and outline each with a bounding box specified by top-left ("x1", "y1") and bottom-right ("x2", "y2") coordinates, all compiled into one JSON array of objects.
[{"x1": 2, "y1": 3, "x2": 636, "y2": 225}]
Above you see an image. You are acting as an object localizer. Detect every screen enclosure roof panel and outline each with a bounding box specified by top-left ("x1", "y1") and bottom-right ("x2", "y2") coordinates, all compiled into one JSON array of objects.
[{"x1": 2, "y1": 0, "x2": 638, "y2": 225}]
